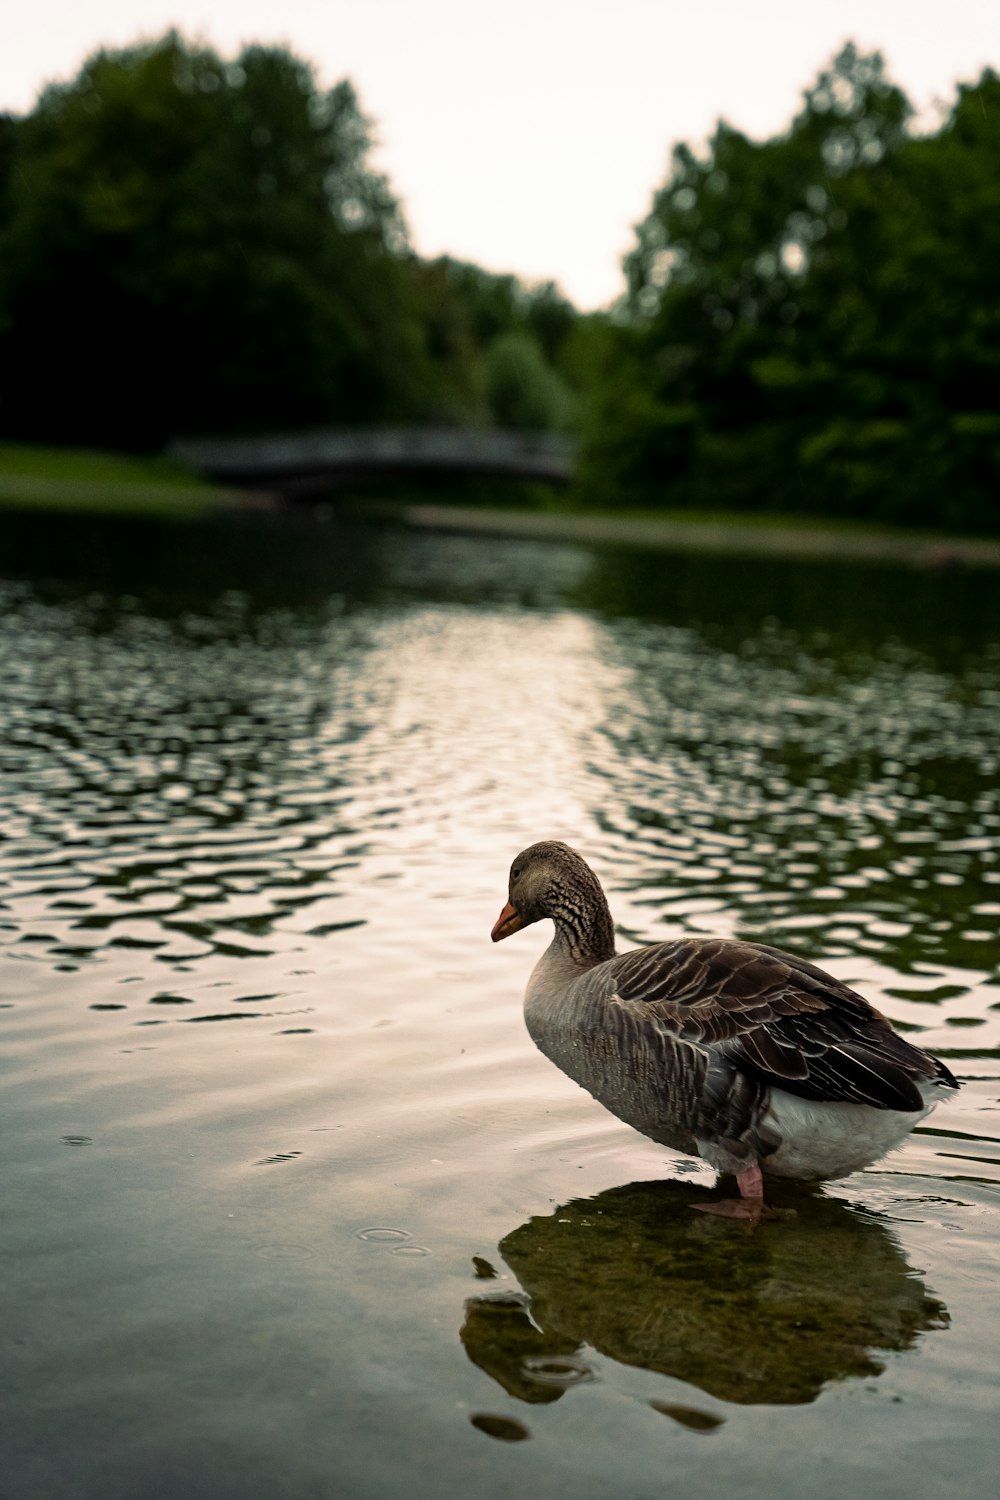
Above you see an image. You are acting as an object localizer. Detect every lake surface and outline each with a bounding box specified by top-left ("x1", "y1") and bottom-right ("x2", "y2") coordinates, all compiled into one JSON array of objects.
[{"x1": 1, "y1": 509, "x2": 998, "y2": 1500}]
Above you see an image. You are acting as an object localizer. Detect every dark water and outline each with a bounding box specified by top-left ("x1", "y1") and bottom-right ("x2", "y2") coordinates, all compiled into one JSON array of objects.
[{"x1": 1, "y1": 510, "x2": 998, "y2": 1500}]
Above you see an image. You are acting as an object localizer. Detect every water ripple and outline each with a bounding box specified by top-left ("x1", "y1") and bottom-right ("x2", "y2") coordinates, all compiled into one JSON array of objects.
[
  {"x1": 0, "y1": 545, "x2": 997, "y2": 1157},
  {"x1": 1, "y1": 527, "x2": 998, "y2": 1500}
]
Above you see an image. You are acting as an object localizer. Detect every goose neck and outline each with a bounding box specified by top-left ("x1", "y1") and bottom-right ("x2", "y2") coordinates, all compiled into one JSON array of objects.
[{"x1": 550, "y1": 886, "x2": 616, "y2": 968}]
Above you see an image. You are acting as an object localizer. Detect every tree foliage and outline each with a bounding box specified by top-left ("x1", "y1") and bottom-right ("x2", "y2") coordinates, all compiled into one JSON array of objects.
[
  {"x1": 583, "y1": 45, "x2": 1000, "y2": 531},
  {"x1": 6, "y1": 34, "x2": 992, "y2": 529},
  {"x1": 432, "y1": 258, "x2": 580, "y2": 429},
  {"x1": 0, "y1": 34, "x2": 480, "y2": 447}
]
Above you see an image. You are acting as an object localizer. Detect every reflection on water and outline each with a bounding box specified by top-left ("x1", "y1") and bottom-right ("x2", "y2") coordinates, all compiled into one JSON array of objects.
[
  {"x1": 462, "y1": 1180, "x2": 948, "y2": 1408},
  {"x1": 0, "y1": 509, "x2": 998, "y2": 1500},
  {"x1": 1, "y1": 519, "x2": 996, "y2": 1016},
  {"x1": 591, "y1": 612, "x2": 999, "y2": 983}
]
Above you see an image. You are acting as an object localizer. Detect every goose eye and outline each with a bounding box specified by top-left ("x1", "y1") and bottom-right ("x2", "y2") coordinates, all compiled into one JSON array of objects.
[{"x1": 512, "y1": 867, "x2": 521, "y2": 881}]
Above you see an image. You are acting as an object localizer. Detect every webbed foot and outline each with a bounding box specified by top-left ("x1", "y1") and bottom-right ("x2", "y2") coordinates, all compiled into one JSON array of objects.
[
  {"x1": 689, "y1": 1162, "x2": 780, "y2": 1228},
  {"x1": 691, "y1": 1198, "x2": 779, "y2": 1227}
]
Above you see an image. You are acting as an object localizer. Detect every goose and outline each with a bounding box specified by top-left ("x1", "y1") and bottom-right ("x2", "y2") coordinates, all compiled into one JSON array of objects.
[{"x1": 491, "y1": 841, "x2": 959, "y2": 1222}]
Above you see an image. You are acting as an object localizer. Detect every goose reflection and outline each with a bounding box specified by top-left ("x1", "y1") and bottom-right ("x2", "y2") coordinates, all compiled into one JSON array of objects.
[{"x1": 462, "y1": 1179, "x2": 948, "y2": 1407}]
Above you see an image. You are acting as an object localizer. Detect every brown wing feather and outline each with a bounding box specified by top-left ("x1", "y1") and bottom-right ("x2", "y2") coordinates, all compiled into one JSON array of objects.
[{"x1": 607, "y1": 937, "x2": 956, "y2": 1111}]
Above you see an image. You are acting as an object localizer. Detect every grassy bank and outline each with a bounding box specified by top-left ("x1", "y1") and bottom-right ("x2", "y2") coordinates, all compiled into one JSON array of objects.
[
  {"x1": 366, "y1": 499, "x2": 1000, "y2": 571},
  {"x1": 0, "y1": 442, "x2": 257, "y2": 518},
  {"x1": 5, "y1": 442, "x2": 998, "y2": 571}
]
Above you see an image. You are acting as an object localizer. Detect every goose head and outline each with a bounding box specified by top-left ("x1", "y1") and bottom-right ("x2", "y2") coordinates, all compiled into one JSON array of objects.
[{"x1": 491, "y1": 840, "x2": 596, "y2": 942}]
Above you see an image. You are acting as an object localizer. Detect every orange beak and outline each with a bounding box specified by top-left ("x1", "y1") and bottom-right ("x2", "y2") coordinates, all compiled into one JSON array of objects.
[{"x1": 491, "y1": 901, "x2": 524, "y2": 942}]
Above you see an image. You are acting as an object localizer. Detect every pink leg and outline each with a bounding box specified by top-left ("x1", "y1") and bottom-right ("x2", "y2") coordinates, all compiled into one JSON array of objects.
[
  {"x1": 692, "y1": 1161, "x2": 773, "y2": 1226},
  {"x1": 737, "y1": 1163, "x2": 764, "y2": 1203}
]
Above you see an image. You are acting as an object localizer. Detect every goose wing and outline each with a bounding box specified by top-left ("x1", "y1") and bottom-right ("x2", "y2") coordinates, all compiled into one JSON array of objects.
[{"x1": 607, "y1": 937, "x2": 955, "y2": 1111}]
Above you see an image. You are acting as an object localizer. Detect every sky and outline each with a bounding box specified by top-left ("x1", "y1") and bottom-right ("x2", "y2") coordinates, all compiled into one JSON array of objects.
[{"x1": 2, "y1": 1, "x2": 996, "y2": 309}]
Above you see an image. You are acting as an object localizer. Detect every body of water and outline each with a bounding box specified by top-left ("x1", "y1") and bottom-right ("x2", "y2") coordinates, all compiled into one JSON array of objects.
[{"x1": 1, "y1": 510, "x2": 998, "y2": 1499}]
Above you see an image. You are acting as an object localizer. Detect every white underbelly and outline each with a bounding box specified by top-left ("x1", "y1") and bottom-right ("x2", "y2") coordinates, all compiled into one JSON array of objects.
[{"x1": 760, "y1": 1087, "x2": 934, "y2": 1181}]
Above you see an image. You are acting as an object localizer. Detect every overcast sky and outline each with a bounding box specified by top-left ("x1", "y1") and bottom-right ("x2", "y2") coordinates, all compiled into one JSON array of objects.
[{"x1": 2, "y1": 1, "x2": 996, "y2": 308}]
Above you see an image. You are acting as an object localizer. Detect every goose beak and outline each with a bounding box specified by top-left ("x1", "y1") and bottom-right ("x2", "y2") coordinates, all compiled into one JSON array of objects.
[{"x1": 491, "y1": 901, "x2": 524, "y2": 942}]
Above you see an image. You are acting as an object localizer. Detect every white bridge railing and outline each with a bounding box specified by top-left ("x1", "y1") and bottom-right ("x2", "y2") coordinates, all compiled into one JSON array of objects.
[{"x1": 171, "y1": 427, "x2": 573, "y2": 487}]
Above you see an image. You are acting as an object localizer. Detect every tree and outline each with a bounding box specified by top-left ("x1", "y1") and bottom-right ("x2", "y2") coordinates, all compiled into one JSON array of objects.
[
  {"x1": 483, "y1": 331, "x2": 573, "y2": 431},
  {"x1": 582, "y1": 47, "x2": 1000, "y2": 530},
  {"x1": 431, "y1": 258, "x2": 580, "y2": 430},
  {"x1": 0, "y1": 33, "x2": 473, "y2": 447}
]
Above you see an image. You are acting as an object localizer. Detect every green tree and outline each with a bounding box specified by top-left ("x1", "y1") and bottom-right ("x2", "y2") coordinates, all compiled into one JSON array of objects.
[
  {"x1": 789, "y1": 67, "x2": 1000, "y2": 526},
  {"x1": 483, "y1": 330, "x2": 574, "y2": 431},
  {"x1": 582, "y1": 46, "x2": 1000, "y2": 530},
  {"x1": 432, "y1": 257, "x2": 581, "y2": 430},
  {"x1": 0, "y1": 34, "x2": 473, "y2": 447}
]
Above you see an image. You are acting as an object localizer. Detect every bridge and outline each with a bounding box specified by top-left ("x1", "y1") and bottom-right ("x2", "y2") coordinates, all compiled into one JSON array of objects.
[{"x1": 170, "y1": 427, "x2": 574, "y2": 496}]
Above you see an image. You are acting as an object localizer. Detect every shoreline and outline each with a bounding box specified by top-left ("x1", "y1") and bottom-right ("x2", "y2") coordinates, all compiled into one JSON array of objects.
[
  {"x1": 0, "y1": 474, "x2": 277, "y2": 518},
  {"x1": 384, "y1": 502, "x2": 1000, "y2": 571},
  {"x1": 2, "y1": 470, "x2": 998, "y2": 571}
]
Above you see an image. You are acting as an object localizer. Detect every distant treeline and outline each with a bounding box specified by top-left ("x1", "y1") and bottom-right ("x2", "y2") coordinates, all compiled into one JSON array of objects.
[
  {"x1": 583, "y1": 44, "x2": 1000, "y2": 533},
  {"x1": 0, "y1": 34, "x2": 581, "y2": 450},
  {"x1": 0, "y1": 36, "x2": 997, "y2": 531}
]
